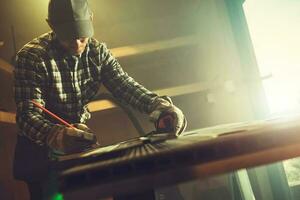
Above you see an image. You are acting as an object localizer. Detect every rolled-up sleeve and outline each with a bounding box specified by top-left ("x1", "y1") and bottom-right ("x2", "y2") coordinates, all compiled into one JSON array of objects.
[
  {"x1": 14, "y1": 52, "x2": 55, "y2": 145},
  {"x1": 100, "y1": 44, "x2": 159, "y2": 114}
]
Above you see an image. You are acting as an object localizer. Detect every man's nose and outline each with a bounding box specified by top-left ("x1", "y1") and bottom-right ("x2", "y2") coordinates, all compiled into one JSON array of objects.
[{"x1": 75, "y1": 39, "x2": 81, "y2": 46}]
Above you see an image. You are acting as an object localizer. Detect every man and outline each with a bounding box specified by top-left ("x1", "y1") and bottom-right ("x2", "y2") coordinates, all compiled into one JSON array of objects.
[{"x1": 13, "y1": 0, "x2": 186, "y2": 199}]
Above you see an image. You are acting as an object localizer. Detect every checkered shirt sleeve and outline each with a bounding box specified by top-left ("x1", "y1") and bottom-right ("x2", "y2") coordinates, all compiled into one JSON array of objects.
[{"x1": 14, "y1": 51, "x2": 56, "y2": 145}]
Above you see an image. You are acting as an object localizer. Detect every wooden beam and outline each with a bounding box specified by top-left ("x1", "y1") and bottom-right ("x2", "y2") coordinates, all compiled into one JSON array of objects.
[
  {"x1": 0, "y1": 35, "x2": 199, "y2": 74},
  {"x1": 111, "y1": 35, "x2": 198, "y2": 58},
  {"x1": 0, "y1": 35, "x2": 199, "y2": 75},
  {"x1": 87, "y1": 100, "x2": 118, "y2": 112},
  {"x1": 154, "y1": 82, "x2": 213, "y2": 97},
  {"x1": 87, "y1": 81, "x2": 212, "y2": 112},
  {"x1": 0, "y1": 111, "x2": 16, "y2": 124},
  {"x1": 0, "y1": 58, "x2": 13, "y2": 74}
]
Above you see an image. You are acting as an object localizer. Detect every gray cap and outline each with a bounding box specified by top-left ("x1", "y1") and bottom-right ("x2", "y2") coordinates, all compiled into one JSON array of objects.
[{"x1": 48, "y1": 0, "x2": 94, "y2": 41}]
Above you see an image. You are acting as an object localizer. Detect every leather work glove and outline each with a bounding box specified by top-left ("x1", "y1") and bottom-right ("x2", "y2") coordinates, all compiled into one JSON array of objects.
[
  {"x1": 47, "y1": 124, "x2": 97, "y2": 155},
  {"x1": 150, "y1": 96, "x2": 187, "y2": 136},
  {"x1": 73, "y1": 123, "x2": 100, "y2": 146}
]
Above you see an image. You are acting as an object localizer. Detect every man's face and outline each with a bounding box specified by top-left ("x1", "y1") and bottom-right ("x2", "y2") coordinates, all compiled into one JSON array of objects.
[{"x1": 59, "y1": 37, "x2": 89, "y2": 55}]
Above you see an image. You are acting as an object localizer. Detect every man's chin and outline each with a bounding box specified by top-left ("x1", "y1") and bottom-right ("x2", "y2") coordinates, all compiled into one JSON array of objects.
[{"x1": 70, "y1": 49, "x2": 83, "y2": 56}]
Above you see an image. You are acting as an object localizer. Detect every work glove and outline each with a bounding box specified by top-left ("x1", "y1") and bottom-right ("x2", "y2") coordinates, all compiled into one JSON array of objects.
[
  {"x1": 150, "y1": 96, "x2": 187, "y2": 136},
  {"x1": 47, "y1": 124, "x2": 97, "y2": 155},
  {"x1": 73, "y1": 123, "x2": 100, "y2": 146}
]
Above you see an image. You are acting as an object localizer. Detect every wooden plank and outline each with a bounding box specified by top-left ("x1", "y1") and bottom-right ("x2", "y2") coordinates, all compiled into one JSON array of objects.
[
  {"x1": 87, "y1": 81, "x2": 211, "y2": 112},
  {"x1": 0, "y1": 111, "x2": 16, "y2": 124},
  {"x1": 58, "y1": 115, "x2": 300, "y2": 199},
  {"x1": 0, "y1": 58, "x2": 13, "y2": 74},
  {"x1": 87, "y1": 100, "x2": 118, "y2": 112},
  {"x1": 86, "y1": 74, "x2": 270, "y2": 112},
  {"x1": 154, "y1": 82, "x2": 213, "y2": 97},
  {"x1": 111, "y1": 35, "x2": 198, "y2": 58},
  {"x1": 0, "y1": 35, "x2": 198, "y2": 75}
]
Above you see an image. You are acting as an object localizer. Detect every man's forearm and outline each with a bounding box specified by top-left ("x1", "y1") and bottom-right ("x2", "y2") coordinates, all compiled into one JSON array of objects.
[{"x1": 16, "y1": 101, "x2": 56, "y2": 145}]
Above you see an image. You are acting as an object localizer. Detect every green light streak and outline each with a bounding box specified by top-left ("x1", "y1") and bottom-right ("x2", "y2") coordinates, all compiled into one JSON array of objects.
[{"x1": 51, "y1": 193, "x2": 64, "y2": 200}]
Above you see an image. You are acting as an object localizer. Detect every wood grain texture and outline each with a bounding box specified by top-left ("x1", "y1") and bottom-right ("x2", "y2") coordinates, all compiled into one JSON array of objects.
[{"x1": 0, "y1": 111, "x2": 16, "y2": 124}]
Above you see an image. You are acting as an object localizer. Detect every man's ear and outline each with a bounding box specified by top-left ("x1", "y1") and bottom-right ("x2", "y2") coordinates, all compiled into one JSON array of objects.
[{"x1": 46, "y1": 19, "x2": 54, "y2": 30}]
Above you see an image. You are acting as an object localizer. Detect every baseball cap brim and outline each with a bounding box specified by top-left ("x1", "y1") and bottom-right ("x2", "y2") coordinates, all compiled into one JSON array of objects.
[{"x1": 53, "y1": 20, "x2": 94, "y2": 41}]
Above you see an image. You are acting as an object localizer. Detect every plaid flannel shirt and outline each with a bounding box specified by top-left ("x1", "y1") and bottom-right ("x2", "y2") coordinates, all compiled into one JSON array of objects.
[{"x1": 14, "y1": 32, "x2": 159, "y2": 145}]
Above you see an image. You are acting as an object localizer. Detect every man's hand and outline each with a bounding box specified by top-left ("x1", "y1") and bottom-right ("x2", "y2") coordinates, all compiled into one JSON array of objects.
[
  {"x1": 156, "y1": 105, "x2": 187, "y2": 135},
  {"x1": 47, "y1": 124, "x2": 97, "y2": 155},
  {"x1": 150, "y1": 96, "x2": 187, "y2": 136},
  {"x1": 72, "y1": 123, "x2": 94, "y2": 140}
]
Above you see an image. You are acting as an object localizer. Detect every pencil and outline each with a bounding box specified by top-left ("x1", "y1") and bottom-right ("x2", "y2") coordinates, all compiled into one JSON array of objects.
[{"x1": 30, "y1": 100, "x2": 76, "y2": 129}]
